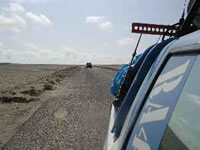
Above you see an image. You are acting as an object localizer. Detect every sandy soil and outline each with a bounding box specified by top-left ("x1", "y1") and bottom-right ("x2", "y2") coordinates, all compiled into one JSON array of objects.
[
  {"x1": 0, "y1": 64, "x2": 118, "y2": 149},
  {"x1": 0, "y1": 64, "x2": 70, "y2": 92},
  {"x1": 0, "y1": 64, "x2": 75, "y2": 148}
]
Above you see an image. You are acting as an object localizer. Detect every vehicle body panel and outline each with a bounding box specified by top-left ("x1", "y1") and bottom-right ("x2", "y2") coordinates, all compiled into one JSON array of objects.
[{"x1": 105, "y1": 30, "x2": 200, "y2": 150}]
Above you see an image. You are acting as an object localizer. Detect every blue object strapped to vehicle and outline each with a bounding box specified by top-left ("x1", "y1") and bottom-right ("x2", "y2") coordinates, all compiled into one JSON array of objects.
[
  {"x1": 110, "y1": 54, "x2": 142, "y2": 97},
  {"x1": 110, "y1": 64, "x2": 129, "y2": 97},
  {"x1": 112, "y1": 45, "x2": 155, "y2": 108},
  {"x1": 112, "y1": 38, "x2": 175, "y2": 139}
]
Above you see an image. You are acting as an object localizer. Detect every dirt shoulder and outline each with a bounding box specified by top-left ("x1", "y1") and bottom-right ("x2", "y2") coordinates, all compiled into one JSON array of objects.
[{"x1": 0, "y1": 64, "x2": 80, "y2": 149}]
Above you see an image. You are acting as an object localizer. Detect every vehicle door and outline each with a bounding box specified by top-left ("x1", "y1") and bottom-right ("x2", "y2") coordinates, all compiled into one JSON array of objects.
[{"x1": 125, "y1": 52, "x2": 200, "y2": 150}]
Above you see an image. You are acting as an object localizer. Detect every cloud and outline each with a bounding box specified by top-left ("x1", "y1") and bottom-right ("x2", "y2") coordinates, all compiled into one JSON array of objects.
[
  {"x1": 8, "y1": 3, "x2": 25, "y2": 13},
  {"x1": 25, "y1": 12, "x2": 53, "y2": 27},
  {"x1": 103, "y1": 42, "x2": 109, "y2": 47},
  {"x1": 93, "y1": 53, "x2": 130, "y2": 64},
  {"x1": 85, "y1": 16, "x2": 105, "y2": 24},
  {"x1": 0, "y1": 42, "x2": 129, "y2": 64},
  {"x1": 0, "y1": 14, "x2": 26, "y2": 33},
  {"x1": 61, "y1": 47, "x2": 93, "y2": 64},
  {"x1": 10, "y1": 0, "x2": 24, "y2": 3},
  {"x1": 0, "y1": 42, "x2": 4, "y2": 47},
  {"x1": 0, "y1": 2, "x2": 53, "y2": 33},
  {"x1": 118, "y1": 37, "x2": 134, "y2": 46},
  {"x1": 11, "y1": 0, "x2": 48, "y2": 3},
  {"x1": 24, "y1": 43, "x2": 39, "y2": 49},
  {"x1": 85, "y1": 16, "x2": 113, "y2": 32},
  {"x1": 98, "y1": 21, "x2": 113, "y2": 32},
  {"x1": 0, "y1": 43, "x2": 93, "y2": 64}
]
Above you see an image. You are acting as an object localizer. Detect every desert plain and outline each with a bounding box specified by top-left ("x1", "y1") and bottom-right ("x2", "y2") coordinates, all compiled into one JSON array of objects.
[{"x1": 0, "y1": 63, "x2": 120, "y2": 150}]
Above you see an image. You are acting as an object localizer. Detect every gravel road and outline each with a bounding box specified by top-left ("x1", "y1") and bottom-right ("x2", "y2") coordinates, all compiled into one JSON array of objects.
[{"x1": 2, "y1": 66, "x2": 116, "y2": 150}]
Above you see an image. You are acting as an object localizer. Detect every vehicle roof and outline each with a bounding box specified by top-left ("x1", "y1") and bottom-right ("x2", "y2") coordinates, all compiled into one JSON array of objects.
[{"x1": 170, "y1": 30, "x2": 200, "y2": 53}]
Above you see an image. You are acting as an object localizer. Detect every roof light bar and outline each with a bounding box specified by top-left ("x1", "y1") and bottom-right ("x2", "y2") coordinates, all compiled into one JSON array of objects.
[{"x1": 132, "y1": 23, "x2": 177, "y2": 36}]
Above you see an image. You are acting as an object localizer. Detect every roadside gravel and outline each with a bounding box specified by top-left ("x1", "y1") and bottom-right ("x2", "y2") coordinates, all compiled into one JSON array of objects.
[{"x1": 3, "y1": 67, "x2": 116, "y2": 150}]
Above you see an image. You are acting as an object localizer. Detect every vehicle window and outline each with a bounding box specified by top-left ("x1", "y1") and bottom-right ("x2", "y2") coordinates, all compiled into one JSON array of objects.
[
  {"x1": 159, "y1": 55, "x2": 200, "y2": 150},
  {"x1": 126, "y1": 55, "x2": 196, "y2": 150}
]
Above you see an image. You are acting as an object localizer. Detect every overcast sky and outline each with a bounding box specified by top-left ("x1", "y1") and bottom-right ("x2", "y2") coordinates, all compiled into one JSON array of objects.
[{"x1": 0, "y1": 0, "x2": 185, "y2": 64}]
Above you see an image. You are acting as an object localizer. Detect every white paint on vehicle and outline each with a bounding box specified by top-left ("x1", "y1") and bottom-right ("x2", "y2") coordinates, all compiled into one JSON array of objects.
[{"x1": 132, "y1": 134, "x2": 150, "y2": 150}]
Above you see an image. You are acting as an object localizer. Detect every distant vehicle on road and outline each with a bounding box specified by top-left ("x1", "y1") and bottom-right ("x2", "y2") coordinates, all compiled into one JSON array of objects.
[{"x1": 86, "y1": 62, "x2": 92, "y2": 68}]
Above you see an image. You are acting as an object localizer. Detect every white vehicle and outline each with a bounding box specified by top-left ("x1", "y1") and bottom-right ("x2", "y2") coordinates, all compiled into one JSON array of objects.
[{"x1": 105, "y1": 0, "x2": 200, "y2": 149}]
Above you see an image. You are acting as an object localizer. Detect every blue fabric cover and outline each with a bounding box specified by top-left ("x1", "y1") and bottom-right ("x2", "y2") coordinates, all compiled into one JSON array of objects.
[
  {"x1": 110, "y1": 64, "x2": 129, "y2": 96},
  {"x1": 110, "y1": 54, "x2": 142, "y2": 97}
]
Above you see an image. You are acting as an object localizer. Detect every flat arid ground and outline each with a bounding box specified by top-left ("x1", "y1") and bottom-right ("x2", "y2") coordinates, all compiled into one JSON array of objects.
[{"x1": 0, "y1": 64, "x2": 120, "y2": 150}]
